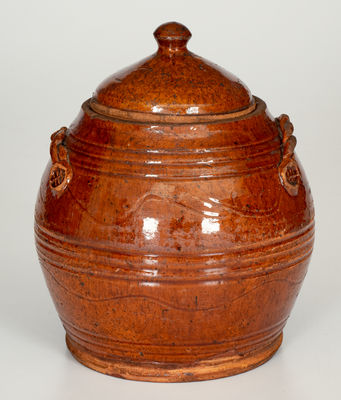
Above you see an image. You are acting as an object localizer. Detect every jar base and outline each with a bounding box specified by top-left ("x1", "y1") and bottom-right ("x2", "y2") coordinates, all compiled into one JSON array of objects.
[{"x1": 65, "y1": 332, "x2": 283, "y2": 382}]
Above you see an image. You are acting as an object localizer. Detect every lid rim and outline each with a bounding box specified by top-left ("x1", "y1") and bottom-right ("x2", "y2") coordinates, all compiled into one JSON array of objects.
[{"x1": 89, "y1": 97, "x2": 257, "y2": 124}]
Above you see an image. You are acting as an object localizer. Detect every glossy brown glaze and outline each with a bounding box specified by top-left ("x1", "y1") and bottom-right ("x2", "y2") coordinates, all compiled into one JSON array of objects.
[
  {"x1": 93, "y1": 22, "x2": 253, "y2": 117},
  {"x1": 35, "y1": 22, "x2": 314, "y2": 382}
]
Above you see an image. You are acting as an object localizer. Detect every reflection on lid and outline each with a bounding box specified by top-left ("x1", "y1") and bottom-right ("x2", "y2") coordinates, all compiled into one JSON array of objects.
[{"x1": 187, "y1": 106, "x2": 199, "y2": 114}]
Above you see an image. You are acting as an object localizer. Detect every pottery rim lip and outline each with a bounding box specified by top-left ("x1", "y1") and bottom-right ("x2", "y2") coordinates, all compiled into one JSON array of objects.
[{"x1": 88, "y1": 96, "x2": 259, "y2": 125}]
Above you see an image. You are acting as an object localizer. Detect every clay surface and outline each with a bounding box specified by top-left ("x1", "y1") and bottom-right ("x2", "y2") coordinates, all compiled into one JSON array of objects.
[{"x1": 35, "y1": 22, "x2": 314, "y2": 382}]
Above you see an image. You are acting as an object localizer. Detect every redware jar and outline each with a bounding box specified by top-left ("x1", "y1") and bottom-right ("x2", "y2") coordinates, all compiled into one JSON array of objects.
[{"x1": 34, "y1": 22, "x2": 314, "y2": 382}]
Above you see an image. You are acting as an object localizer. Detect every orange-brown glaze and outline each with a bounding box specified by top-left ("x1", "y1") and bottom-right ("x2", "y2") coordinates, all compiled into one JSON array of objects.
[
  {"x1": 35, "y1": 22, "x2": 314, "y2": 382},
  {"x1": 94, "y1": 22, "x2": 253, "y2": 116}
]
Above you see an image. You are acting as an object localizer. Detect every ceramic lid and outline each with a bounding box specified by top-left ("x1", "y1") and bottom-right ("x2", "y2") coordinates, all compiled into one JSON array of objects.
[{"x1": 90, "y1": 22, "x2": 255, "y2": 123}]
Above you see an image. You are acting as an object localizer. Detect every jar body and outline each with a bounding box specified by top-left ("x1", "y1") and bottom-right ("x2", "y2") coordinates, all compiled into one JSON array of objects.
[{"x1": 35, "y1": 98, "x2": 314, "y2": 381}]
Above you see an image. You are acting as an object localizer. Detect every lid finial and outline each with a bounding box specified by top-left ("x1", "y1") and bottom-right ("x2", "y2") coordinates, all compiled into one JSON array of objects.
[{"x1": 154, "y1": 22, "x2": 192, "y2": 54}]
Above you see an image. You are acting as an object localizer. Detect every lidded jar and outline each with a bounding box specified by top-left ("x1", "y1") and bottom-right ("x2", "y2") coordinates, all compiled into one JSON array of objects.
[{"x1": 35, "y1": 22, "x2": 314, "y2": 382}]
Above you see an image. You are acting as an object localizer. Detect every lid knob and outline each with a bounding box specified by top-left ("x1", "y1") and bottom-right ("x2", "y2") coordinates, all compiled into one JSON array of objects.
[{"x1": 154, "y1": 22, "x2": 192, "y2": 54}]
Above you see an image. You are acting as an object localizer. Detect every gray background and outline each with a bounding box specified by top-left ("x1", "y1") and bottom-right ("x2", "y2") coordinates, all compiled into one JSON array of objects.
[{"x1": 1, "y1": 0, "x2": 340, "y2": 398}]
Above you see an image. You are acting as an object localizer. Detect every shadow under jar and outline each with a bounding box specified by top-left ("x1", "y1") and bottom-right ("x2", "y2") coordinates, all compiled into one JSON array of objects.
[{"x1": 34, "y1": 22, "x2": 314, "y2": 382}]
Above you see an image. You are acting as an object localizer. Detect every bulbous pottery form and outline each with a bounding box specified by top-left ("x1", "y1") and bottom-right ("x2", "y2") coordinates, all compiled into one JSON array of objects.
[{"x1": 35, "y1": 22, "x2": 314, "y2": 382}]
